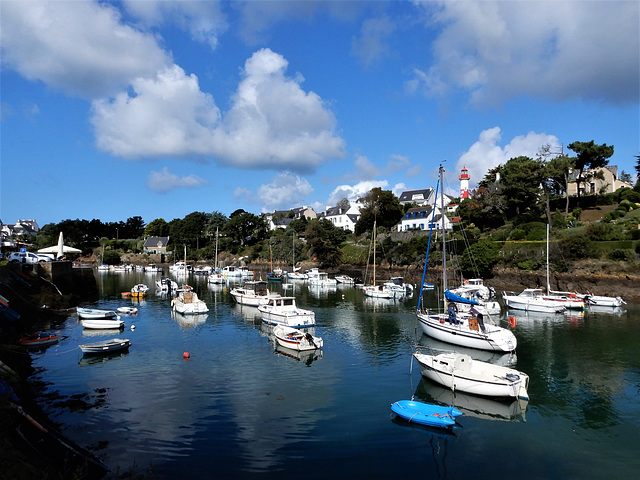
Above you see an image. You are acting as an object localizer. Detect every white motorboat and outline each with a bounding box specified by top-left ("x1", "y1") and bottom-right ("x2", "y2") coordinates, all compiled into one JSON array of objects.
[
  {"x1": 258, "y1": 296, "x2": 316, "y2": 328},
  {"x1": 387, "y1": 277, "x2": 414, "y2": 295},
  {"x1": 413, "y1": 351, "x2": 530, "y2": 400},
  {"x1": 584, "y1": 294, "x2": 626, "y2": 308},
  {"x1": 77, "y1": 307, "x2": 118, "y2": 319},
  {"x1": 230, "y1": 281, "x2": 280, "y2": 306},
  {"x1": 156, "y1": 277, "x2": 178, "y2": 292},
  {"x1": 171, "y1": 290, "x2": 209, "y2": 315},
  {"x1": 79, "y1": 338, "x2": 131, "y2": 355},
  {"x1": 273, "y1": 325, "x2": 323, "y2": 351},
  {"x1": 286, "y1": 271, "x2": 307, "y2": 280},
  {"x1": 81, "y1": 318, "x2": 124, "y2": 329},
  {"x1": 334, "y1": 275, "x2": 354, "y2": 284},
  {"x1": 207, "y1": 271, "x2": 226, "y2": 284},
  {"x1": 363, "y1": 284, "x2": 396, "y2": 299},
  {"x1": 306, "y1": 269, "x2": 337, "y2": 287},
  {"x1": 503, "y1": 288, "x2": 567, "y2": 313},
  {"x1": 451, "y1": 278, "x2": 493, "y2": 300}
]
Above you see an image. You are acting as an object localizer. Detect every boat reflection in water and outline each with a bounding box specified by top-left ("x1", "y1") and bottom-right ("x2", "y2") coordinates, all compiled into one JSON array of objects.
[
  {"x1": 274, "y1": 344, "x2": 323, "y2": 365},
  {"x1": 232, "y1": 303, "x2": 262, "y2": 324},
  {"x1": 416, "y1": 335, "x2": 518, "y2": 368},
  {"x1": 414, "y1": 377, "x2": 528, "y2": 422},
  {"x1": 78, "y1": 350, "x2": 130, "y2": 367},
  {"x1": 171, "y1": 311, "x2": 208, "y2": 329}
]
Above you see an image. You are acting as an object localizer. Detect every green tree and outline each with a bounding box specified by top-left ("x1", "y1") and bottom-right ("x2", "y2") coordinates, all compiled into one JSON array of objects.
[
  {"x1": 567, "y1": 140, "x2": 614, "y2": 199},
  {"x1": 145, "y1": 218, "x2": 170, "y2": 237},
  {"x1": 355, "y1": 188, "x2": 403, "y2": 234},
  {"x1": 222, "y1": 212, "x2": 267, "y2": 249},
  {"x1": 499, "y1": 156, "x2": 545, "y2": 220},
  {"x1": 541, "y1": 154, "x2": 575, "y2": 219},
  {"x1": 459, "y1": 239, "x2": 501, "y2": 277},
  {"x1": 305, "y1": 219, "x2": 346, "y2": 266},
  {"x1": 182, "y1": 211, "x2": 208, "y2": 248}
]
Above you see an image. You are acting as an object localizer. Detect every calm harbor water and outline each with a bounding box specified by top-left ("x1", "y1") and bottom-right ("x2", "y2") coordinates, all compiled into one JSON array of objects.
[{"x1": 27, "y1": 271, "x2": 640, "y2": 479}]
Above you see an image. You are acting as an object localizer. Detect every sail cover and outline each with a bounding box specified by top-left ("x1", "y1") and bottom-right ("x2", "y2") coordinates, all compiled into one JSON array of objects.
[{"x1": 445, "y1": 289, "x2": 480, "y2": 306}]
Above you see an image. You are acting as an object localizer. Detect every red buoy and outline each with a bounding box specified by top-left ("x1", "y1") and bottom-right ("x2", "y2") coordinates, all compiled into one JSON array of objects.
[{"x1": 183, "y1": 352, "x2": 190, "y2": 359}]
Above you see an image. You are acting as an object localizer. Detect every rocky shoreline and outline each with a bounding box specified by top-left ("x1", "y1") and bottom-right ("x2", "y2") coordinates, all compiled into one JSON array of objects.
[{"x1": 0, "y1": 263, "x2": 102, "y2": 479}]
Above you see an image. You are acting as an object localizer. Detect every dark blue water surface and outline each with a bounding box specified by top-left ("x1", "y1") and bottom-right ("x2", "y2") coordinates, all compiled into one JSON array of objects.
[{"x1": 28, "y1": 271, "x2": 640, "y2": 479}]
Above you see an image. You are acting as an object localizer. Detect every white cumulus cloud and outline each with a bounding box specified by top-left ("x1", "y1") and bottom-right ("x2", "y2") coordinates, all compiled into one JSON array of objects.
[
  {"x1": 122, "y1": 0, "x2": 228, "y2": 50},
  {"x1": 456, "y1": 127, "x2": 561, "y2": 190},
  {"x1": 411, "y1": 0, "x2": 639, "y2": 105},
  {"x1": 235, "y1": 172, "x2": 313, "y2": 212},
  {"x1": 0, "y1": 0, "x2": 171, "y2": 99},
  {"x1": 147, "y1": 167, "x2": 208, "y2": 193}
]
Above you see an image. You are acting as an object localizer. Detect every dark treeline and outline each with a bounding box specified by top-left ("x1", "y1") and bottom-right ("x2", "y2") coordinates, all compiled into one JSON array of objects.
[{"x1": 23, "y1": 142, "x2": 640, "y2": 274}]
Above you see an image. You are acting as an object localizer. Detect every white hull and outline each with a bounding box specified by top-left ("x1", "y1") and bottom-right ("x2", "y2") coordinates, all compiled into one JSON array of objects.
[
  {"x1": 416, "y1": 312, "x2": 516, "y2": 352},
  {"x1": 504, "y1": 296, "x2": 566, "y2": 313},
  {"x1": 414, "y1": 352, "x2": 529, "y2": 400},
  {"x1": 259, "y1": 310, "x2": 316, "y2": 328},
  {"x1": 586, "y1": 295, "x2": 626, "y2": 307},
  {"x1": 172, "y1": 291, "x2": 209, "y2": 315},
  {"x1": 273, "y1": 325, "x2": 323, "y2": 351},
  {"x1": 258, "y1": 297, "x2": 315, "y2": 328},
  {"x1": 81, "y1": 319, "x2": 124, "y2": 329},
  {"x1": 77, "y1": 308, "x2": 117, "y2": 319},
  {"x1": 363, "y1": 285, "x2": 395, "y2": 299}
]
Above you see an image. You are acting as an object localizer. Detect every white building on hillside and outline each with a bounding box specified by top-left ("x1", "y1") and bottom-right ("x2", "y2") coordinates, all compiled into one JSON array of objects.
[
  {"x1": 321, "y1": 201, "x2": 361, "y2": 232},
  {"x1": 262, "y1": 206, "x2": 316, "y2": 231},
  {"x1": 397, "y1": 205, "x2": 452, "y2": 232}
]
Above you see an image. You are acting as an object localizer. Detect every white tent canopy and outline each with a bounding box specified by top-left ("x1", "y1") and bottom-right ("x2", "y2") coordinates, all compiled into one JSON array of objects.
[{"x1": 37, "y1": 232, "x2": 81, "y2": 256}]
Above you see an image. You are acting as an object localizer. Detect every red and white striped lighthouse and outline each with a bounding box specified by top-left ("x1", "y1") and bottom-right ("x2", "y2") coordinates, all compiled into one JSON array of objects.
[{"x1": 459, "y1": 166, "x2": 470, "y2": 199}]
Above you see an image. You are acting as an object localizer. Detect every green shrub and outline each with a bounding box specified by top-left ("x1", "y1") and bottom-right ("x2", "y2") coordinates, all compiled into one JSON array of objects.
[
  {"x1": 609, "y1": 249, "x2": 634, "y2": 261},
  {"x1": 509, "y1": 229, "x2": 526, "y2": 241},
  {"x1": 102, "y1": 250, "x2": 121, "y2": 265},
  {"x1": 527, "y1": 227, "x2": 547, "y2": 241}
]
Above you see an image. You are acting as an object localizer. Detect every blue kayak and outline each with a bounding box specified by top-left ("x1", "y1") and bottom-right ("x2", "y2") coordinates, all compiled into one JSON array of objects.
[{"x1": 391, "y1": 400, "x2": 462, "y2": 428}]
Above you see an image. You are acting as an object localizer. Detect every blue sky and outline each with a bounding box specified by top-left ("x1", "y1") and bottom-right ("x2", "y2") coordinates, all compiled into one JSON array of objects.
[{"x1": 1, "y1": 0, "x2": 638, "y2": 227}]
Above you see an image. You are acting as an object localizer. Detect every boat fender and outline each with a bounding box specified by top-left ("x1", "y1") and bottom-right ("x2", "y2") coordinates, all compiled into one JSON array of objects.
[{"x1": 509, "y1": 316, "x2": 517, "y2": 328}]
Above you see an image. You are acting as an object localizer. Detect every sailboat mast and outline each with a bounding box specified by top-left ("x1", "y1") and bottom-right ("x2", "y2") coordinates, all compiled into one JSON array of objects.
[
  {"x1": 214, "y1": 227, "x2": 219, "y2": 269},
  {"x1": 373, "y1": 219, "x2": 376, "y2": 285},
  {"x1": 440, "y1": 165, "x2": 447, "y2": 290},
  {"x1": 546, "y1": 223, "x2": 550, "y2": 294}
]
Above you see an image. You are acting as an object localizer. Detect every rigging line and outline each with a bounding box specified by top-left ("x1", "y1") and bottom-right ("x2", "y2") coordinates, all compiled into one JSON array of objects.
[{"x1": 416, "y1": 172, "x2": 441, "y2": 312}]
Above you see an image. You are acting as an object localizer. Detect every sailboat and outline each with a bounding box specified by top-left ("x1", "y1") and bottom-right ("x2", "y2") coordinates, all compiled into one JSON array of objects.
[
  {"x1": 416, "y1": 165, "x2": 517, "y2": 352},
  {"x1": 267, "y1": 244, "x2": 283, "y2": 282},
  {"x1": 207, "y1": 227, "x2": 225, "y2": 284},
  {"x1": 363, "y1": 220, "x2": 396, "y2": 299},
  {"x1": 540, "y1": 225, "x2": 624, "y2": 308},
  {"x1": 286, "y1": 231, "x2": 306, "y2": 280}
]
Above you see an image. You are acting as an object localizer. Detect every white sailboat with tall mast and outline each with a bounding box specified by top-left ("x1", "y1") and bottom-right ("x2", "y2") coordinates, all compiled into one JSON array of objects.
[
  {"x1": 208, "y1": 227, "x2": 225, "y2": 284},
  {"x1": 363, "y1": 220, "x2": 396, "y2": 299},
  {"x1": 416, "y1": 165, "x2": 517, "y2": 352}
]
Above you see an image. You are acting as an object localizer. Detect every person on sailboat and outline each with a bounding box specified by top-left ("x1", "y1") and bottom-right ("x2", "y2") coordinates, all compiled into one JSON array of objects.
[
  {"x1": 448, "y1": 303, "x2": 458, "y2": 325},
  {"x1": 476, "y1": 312, "x2": 486, "y2": 333}
]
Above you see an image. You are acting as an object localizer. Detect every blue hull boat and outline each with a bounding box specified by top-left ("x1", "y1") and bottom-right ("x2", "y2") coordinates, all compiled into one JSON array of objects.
[{"x1": 391, "y1": 400, "x2": 462, "y2": 428}]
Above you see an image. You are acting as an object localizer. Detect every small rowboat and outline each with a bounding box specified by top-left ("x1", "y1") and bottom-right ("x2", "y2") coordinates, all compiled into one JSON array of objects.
[
  {"x1": 19, "y1": 332, "x2": 59, "y2": 347},
  {"x1": 79, "y1": 338, "x2": 131, "y2": 355},
  {"x1": 391, "y1": 400, "x2": 462, "y2": 428},
  {"x1": 117, "y1": 307, "x2": 138, "y2": 315},
  {"x1": 77, "y1": 307, "x2": 117, "y2": 319},
  {"x1": 273, "y1": 325, "x2": 323, "y2": 351}
]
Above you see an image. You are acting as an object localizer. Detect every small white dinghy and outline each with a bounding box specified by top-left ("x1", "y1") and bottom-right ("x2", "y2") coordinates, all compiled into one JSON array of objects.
[{"x1": 273, "y1": 325, "x2": 323, "y2": 351}]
